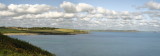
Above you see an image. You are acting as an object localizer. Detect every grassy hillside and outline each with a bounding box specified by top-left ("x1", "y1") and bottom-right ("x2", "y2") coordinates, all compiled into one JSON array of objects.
[
  {"x1": 0, "y1": 33, "x2": 55, "y2": 56},
  {"x1": 0, "y1": 27, "x2": 88, "y2": 35}
]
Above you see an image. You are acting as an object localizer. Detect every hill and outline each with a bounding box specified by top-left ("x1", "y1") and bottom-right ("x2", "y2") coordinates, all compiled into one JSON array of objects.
[{"x1": 0, "y1": 33, "x2": 55, "y2": 56}]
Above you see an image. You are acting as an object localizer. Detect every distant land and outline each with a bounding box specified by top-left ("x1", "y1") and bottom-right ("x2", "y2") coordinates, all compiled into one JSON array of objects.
[
  {"x1": 88, "y1": 30, "x2": 139, "y2": 32},
  {"x1": 1, "y1": 27, "x2": 158, "y2": 35},
  {"x1": 89, "y1": 30, "x2": 160, "y2": 32},
  {"x1": 0, "y1": 27, "x2": 88, "y2": 35}
]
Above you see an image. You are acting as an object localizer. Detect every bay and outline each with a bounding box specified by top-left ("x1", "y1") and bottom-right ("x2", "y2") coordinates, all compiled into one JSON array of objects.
[{"x1": 10, "y1": 32, "x2": 160, "y2": 56}]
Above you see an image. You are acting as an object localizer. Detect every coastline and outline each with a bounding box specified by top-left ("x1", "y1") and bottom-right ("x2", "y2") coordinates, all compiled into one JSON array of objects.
[
  {"x1": 3, "y1": 32, "x2": 78, "y2": 35},
  {"x1": 0, "y1": 27, "x2": 88, "y2": 35},
  {"x1": 3, "y1": 33, "x2": 40, "y2": 35}
]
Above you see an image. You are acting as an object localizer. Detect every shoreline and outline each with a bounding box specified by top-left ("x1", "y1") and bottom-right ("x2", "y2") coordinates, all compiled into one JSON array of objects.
[
  {"x1": 3, "y1": 33, "x2": 77, "y2": 35},
  {"x1": 3, "y1": 33, "x2": 40, "y2": 35}
]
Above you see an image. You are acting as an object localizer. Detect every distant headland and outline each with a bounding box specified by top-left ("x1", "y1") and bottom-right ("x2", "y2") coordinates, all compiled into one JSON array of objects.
[
  {"x1": 0, "y1": 27, "x2": 88, "y2": 35},
  {"x1": 89, "y1": 30, "x2": 139, "y2": 32}
]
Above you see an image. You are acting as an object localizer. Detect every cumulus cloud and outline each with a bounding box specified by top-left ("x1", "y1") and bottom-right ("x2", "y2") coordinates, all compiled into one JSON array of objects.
[
  {"x1": 76, "y1": 3, "x2": 94, "y2": 12},
  {"x1": 60, "y1": 1, "x2": 77, "y2": 13},
  {"x1": 0, "y1": 10, "x2": 16, "y2": 16},
  {"x1": 8, "y1": 4, "x2": 54, "y2": 14},
  {"x1": 137, "y1": 1, "x2": 160, "y2": 10},
  {"x1": 95, "y1": 14, "x2": 104, "y2": 19},
  {"x1": 13, "y1": 12, "x2": 64, "y2": 19},
  {"x1": 146, "y1": 1, "x2": 160, "y2": 10},
  {"x1": 137, "y1": 1, "x2": 160, "y2": 19},
  {"x1": 0, "y1": 3, "x2": 6, "y2": 10},
  {"x1": 60, "y1": 1, "x2": 94, "y2": 13},
  {"x1": 0, "y1": 1, "x2": 160, "y2": 31},
  {"x1": 40, "y1": 12, "x2": 64, "y2": 19},
  {"x1": 96, "y1": 7, "x2": 106, "y2": 14},
  {"x1": 64, "y1": 13, "x2": 75, "y2": 19},
  {"x1": 13, "y1": 14, "x2": 35, "y2": 19},
  {"x1": 0, "y1": 1, "x2": 144, "y2": 20}
]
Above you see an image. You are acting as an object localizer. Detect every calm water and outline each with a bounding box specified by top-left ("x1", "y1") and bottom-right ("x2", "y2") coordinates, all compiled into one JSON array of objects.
[{"x1": 10, "y1": 32, "x2": 160, "y2": 56}]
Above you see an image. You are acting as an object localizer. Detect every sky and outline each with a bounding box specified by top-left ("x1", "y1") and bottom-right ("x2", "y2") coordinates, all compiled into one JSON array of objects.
[
  {"x1": 0, "y1": 0, "x2": 160, "y2": 31},
  {"x1": 0, "y1": 0, "x2": 158, "y2": 11}
]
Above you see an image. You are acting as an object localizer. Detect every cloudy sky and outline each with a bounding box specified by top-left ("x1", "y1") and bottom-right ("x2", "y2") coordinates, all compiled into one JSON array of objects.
[{"x1": 0, "y1": 0, "x2": 160, "y2": 31}]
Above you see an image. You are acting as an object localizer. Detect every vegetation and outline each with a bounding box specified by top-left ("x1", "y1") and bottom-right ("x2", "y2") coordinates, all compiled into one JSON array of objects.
[
  {"x1": 0, "y1": 27, "x2": 27, "y2": 33},
  {"x1": 0, "y1": 33, "x2": 55, "y2": 56},
  {"x1": 0, "y1": 27, "x2": 88, "y2": 35}
]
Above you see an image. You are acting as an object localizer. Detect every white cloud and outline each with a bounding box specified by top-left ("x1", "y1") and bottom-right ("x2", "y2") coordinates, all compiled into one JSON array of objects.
[
  {"x1": 136, "y1": 1, "x2": 160, "y2": 10},
  {"x1": 76, "y1": 3, "x2": 94, "y2": 12},
  {"x1": 95, "y1": 14, "x2": 104, "y2": 19},
  {"x1": 0, "y1": 1, "x2": 160, "y2": 31},
  {"x1": 13, "y1": 14, "x2": 34, "y2": 19},
  {"x1": 105, "y1": 15, "x2": 119, "y2": 19},
  {"x1": 60, "y1": 1, "x2": 94, "y2": 13},
  {"x1": 137, "y1": 1, "x2": 160, "y2": 19},
  {"x1": 0, "y1": 3, "x2": 6, "y2": 10},
  {"x1": 13, "y1": 12, "x2": 64, "y2": 19},
  {"x1": 0, "y1": 10, "x2": 16, "y2": 16},
  {"x1": 60, "y1": 1, "x2": 77, "y2": 13},
  {"x1": 133, "y1": 15, "x2": 144, "y2": 20},
  {"x1": 96, "y1": 7, "x2": 106, "y2": 14},
  {"x1": 64, "y1": 13, "x2": 75, "y2": 19},
  {"x1": 146, "y1": 1, "x2": 160, "y2": 10},
  {"x1": 0, "y1": 1, "x2": 143, "y2": 20},
  {"x1": 8, "y1": 4, "x2": 54, "y2": 14},
  {"x1": 76, "y1": 13, "x2": 87, "y2": 18},
  {"x1": 41, "y1": 12, "x2": 64, "y2": 19}
]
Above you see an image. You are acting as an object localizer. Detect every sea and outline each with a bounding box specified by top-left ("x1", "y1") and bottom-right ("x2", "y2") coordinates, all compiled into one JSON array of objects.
[{"x1": 10, "y1": 32, "x2": 160, "y2": 56}]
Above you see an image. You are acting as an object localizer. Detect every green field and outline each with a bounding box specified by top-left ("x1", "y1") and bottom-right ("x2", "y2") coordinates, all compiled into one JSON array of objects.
[{"x1": 0, "y1": 33, "x2": 55, "y2": 56}]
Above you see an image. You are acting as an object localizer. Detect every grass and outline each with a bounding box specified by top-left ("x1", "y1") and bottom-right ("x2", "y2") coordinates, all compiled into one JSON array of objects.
[
  {"x1": 0, "y1": 27, "x2": 27, "y2": 33},
  {"x1": 0, "y1": 33, "x2": 55, "y2": 56}
]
